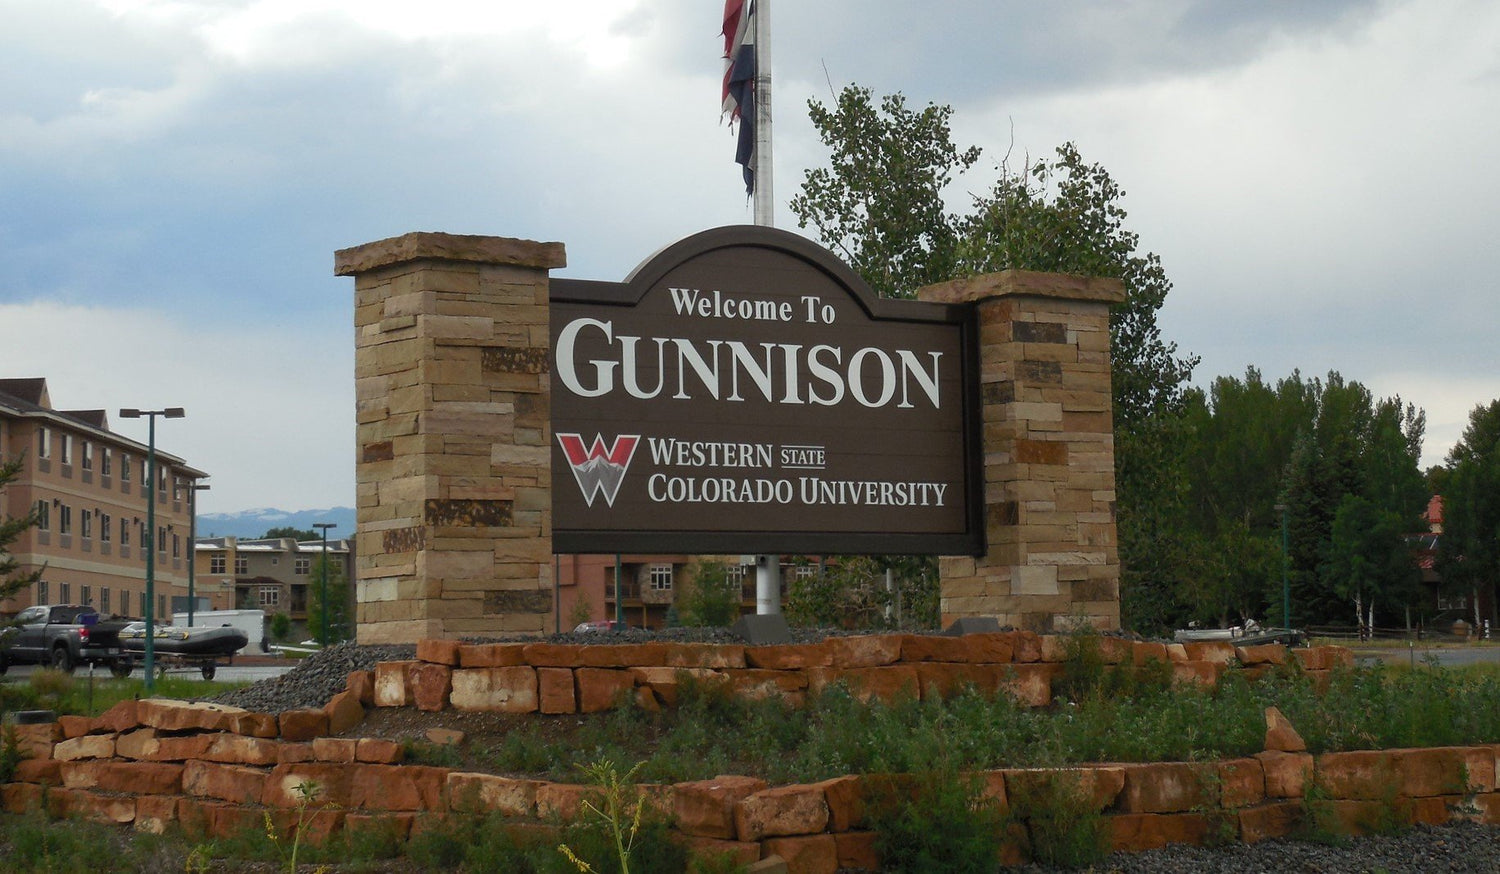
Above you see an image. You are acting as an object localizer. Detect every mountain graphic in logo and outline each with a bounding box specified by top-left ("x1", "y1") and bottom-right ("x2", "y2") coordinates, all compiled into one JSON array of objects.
[{"x1": 556, "y1": 433, "x2": 640, "y2": 508}]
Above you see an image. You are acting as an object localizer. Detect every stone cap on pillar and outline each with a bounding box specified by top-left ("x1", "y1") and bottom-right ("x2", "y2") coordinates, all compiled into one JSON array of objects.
[
  {"x1": 916, "y1": 269, "x2": 1125, "y2": 306},
  {"x1": 334, "y1": 231, "x2": 567, "y2": 276}
]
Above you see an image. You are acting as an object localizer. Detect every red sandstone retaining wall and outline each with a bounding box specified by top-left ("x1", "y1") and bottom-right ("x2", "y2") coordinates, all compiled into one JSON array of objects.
[
  {"x1": 380, "y1": 633, "x2": 1354, "y2": 714},
  {"x1": 8, "y1": 636, "x2": 1491, "y2": 874}
]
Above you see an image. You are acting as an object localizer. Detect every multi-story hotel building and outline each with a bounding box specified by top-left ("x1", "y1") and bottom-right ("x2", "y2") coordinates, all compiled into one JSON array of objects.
[
  {"x1": 192, "y1": 536, "x2": 354, "y2": 626},
  {"x1": 0, "y1": 378, "x2": 208, "y2": 618}
]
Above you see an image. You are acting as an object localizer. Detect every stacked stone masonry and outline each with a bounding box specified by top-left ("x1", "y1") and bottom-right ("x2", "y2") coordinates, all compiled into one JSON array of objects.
[
  {"x1": 5, "y1": 641, "x2": 1500, "y2": 874},
  {"x1": 337, "y1": 232, "x2": 566, "y2": 644},
  {"x1": 918, "y1": 270, "x2": 1128, "y2": 634}
]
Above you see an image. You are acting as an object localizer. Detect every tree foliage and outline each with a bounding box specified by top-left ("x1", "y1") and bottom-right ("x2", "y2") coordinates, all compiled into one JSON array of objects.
[
  {"x1": 677, "y1": 560, "x2": 743, "y2": 627},
  {"x1": 0, "y1": 455, "x2": 43, "y2": 602},
  {"x1": 306, "y1": 555, "x2": 350, "y2": 644},
  {"x1": 792, "y1": 85, "x2": 1196, "y2": 633},
  {"x1": 1437, "y1": 400, "x2": 1500, "y2": 626}
]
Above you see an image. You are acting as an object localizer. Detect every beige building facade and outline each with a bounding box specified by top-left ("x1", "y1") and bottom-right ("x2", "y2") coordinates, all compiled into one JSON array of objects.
[{"x1": 0, "y1": 378, "x2": 207, "y2": 619}]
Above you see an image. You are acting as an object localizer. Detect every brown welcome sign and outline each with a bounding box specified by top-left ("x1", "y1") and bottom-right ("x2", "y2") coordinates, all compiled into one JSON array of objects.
[{"x1": 550, "y1": 226, "x2": 983, "y2": 555}]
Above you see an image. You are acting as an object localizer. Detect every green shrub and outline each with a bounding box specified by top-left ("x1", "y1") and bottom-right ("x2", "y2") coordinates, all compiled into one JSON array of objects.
[
  {"x1": 678, "y1": 560, "x2": 742, "y2": 627},
  {"x1": 866, "y1": 765, "x2": 1003, "y2": 873},
  {"x1": 1007, "y1": 771, "x2": 1108, "y2": 868}
]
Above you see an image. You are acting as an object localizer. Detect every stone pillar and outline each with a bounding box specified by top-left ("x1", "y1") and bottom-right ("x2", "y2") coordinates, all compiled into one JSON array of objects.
[
  {"x1": 335, "y1": 232, "x2": 565, "y2": 644},
  {"x1": 917, "y1": 270, "x2": 1126, "y2": 632}
]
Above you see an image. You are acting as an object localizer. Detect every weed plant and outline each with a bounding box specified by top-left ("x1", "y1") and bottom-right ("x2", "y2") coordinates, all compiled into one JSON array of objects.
[
  {"x1": 865, "y1": 764, "x2": 1003, "y2": 873},
  {"x1": 0, "y1": 668, "x2": 249, "y2": 718}
]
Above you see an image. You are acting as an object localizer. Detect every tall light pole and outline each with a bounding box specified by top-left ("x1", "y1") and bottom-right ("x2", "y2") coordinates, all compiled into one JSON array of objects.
[
  {"x1": 313, "y1": 522, "x2": 336, "y2": 646},
  {"x1": 1274, "y1": 503, "x2": 1290, "y2": 630},
  {"x1": 118, "y1": 407, "x2": 185, "y2": 694},
  {"x1": 188, "y1": 483, "x2": 210, "y2": 626}
]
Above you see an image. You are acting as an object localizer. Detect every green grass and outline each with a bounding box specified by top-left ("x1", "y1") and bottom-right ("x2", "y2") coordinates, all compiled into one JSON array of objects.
[{"x1": 0, "y1": 668, "x2": 249, "y2": 718}]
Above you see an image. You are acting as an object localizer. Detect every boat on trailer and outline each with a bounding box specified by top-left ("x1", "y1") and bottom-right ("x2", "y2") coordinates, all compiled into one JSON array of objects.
[{"x1": 119, "y1": 622, "x2": 249, "y2": 657}]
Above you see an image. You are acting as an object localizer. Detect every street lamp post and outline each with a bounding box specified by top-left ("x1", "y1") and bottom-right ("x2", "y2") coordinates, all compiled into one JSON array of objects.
[
  {"x1": 1274, "y1": 503, "x2": 1290, "y2": 630},
  {"x1": 188, "y1": 483, "x2": 210, "y2": 627},
  {"x1": 313, "y1": 523, "x2": 336, "y2": 646},
  {"x1": 118, "y1": 407, "x2": 185, "y2": 694}
]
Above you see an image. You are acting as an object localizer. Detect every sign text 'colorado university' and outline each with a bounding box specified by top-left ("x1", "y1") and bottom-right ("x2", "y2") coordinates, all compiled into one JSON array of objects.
[{"x1": 550, "y1": 226, "x2": 982, "y2": 555}]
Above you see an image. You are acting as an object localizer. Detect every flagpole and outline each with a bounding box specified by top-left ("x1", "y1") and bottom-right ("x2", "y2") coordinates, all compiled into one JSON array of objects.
[
  {"x1": 751, "y1": 1, "x2": 781, "y2": 614},
  {"x1": 752, "y1": 0, "x2": 773, "y2": 228}
]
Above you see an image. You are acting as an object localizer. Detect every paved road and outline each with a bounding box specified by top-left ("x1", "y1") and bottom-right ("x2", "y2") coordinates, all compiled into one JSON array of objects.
[
  {"x1": 1347, "y1": 644, "x2": 1500, "y2": 668},
  {"x1": 1, "y1": 659, "x2": 297, "y2": 685}
]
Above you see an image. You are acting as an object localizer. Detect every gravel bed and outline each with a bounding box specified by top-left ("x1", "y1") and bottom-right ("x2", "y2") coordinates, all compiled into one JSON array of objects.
[
  {"x1": 211, "y1": 642, "x2": 415, "y2": 712},
  {"x1": 1017, "y1": 822, "x2": 1500, "y2": 873}
]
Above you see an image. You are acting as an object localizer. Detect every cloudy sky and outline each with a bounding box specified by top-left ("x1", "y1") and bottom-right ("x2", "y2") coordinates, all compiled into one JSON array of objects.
[{"x1": 3, "y1": 0, "x2": 1496, "y2": 514}]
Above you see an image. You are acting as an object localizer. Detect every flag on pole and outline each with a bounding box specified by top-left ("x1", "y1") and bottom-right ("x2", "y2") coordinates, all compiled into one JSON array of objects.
[{"x1": 721, "y1": 0, "x2": 756, "y2": 195}]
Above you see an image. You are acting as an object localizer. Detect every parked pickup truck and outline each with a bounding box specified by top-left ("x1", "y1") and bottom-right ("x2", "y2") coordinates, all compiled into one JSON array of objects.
[{"x1": 0, "y1": 604, "x2": 133, "y2": 676}]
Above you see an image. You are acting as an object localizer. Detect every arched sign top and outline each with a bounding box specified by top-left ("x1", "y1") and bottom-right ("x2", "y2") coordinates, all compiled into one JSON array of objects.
[
  {"x1": 549, "y1": 226, "x2": 982, "y2": 556},
  {"x1": 554, "y1": 225, "x2": 964, "y2": 326}
]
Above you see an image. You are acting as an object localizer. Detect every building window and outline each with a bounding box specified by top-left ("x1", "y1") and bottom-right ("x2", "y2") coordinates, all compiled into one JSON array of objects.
[
  {"x1": 727, "y1": 564, "x2": 748, "y2": 583},
  {"x1": 120, "y1": 454, "x2": 131, "y2": 481},
  {"x1": 59, "y1": 504, "x2": 72, "y2": 535},
  {"x1": 158, "y1": 527, "x2": 166, "y2": 551},
  {"x1": 120, "y1": 518, "x2": 130, "y2": 545},
  {"x1": 34, "y1": 500, "x2": 49, "y2": 531},
  {"x1": 60, "y1": 582, "x2": 71, "y2": 603},
  {"x1": 81, "y1": 441, "x2": 93, "y2": 470},
  {"x1": 649, "y1": 564, "x2": 674, "y2": 591},
  {"x1": 173, "y1": 477, "x2": 184, "y2": 501},
  {"x1": 36, "y1": 580, "x2": 49, "y2": 603},
  {"x1": 235, "y1": 556, "x2": 248, "y2": 575},
  {"x1": 795, "y1": 565, "x2": 817, "y2": 580},
  {"x1": 139, "y1": 591, "x2": 147, "y2": 616},
  {"x1": 210, "y1": 553, "x2": 226, "y2": 574},
  {"x1": 100, "y1": 513, "x2": 111, "y2": 542},
  {"x1": 295, "y1": 558, "x2": 311, "y2": 575},
  {"x1": 259, "y1": 585, "x2": 280, "y2": 608},
  {"x1": 172, "y1": 534, "x2": 180, "y2": 558},
  {"x1": 101, "y1": 448, "x2": 111, "y2": 476},
  {"x1": 81, "y1": 510, "x2": 92, "y2": 539},
  {"x1": 158, "y1": 466, "x2": 168, "y2": 492},
  {"x1": 159, "y1": 595, "x2": 166, "y2": 618},
  {"x1": 37, "y1": 427, "x2": 51, "y2": 458},
  {"x1": 101, "y1": 587, "x2": 110, "y2": 614},
  {"x1": 61, "y1": 434, "x2": 73, "y2": 465},
  {"x1": 81, "y1": 585, "x2": 92, "y2": 607}
]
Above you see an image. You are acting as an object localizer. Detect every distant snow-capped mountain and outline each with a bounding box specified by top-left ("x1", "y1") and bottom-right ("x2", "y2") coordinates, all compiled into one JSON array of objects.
[{"x1": 195, "y1": 507, "x2": 355, "y2": 540}]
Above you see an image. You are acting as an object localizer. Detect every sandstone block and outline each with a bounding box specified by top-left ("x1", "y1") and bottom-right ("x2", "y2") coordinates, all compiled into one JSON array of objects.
[
  {"x1": 678, "y1": 836, "x2": 761, "y2": 869},
  {"x1": 325, "y1": 689, "x2": 368, "y2": 734},
  {"x1": 449, "y1": 666, "x2": 539, "y2": 713},
  {"x1": 1398, "y1": 747, "x2": 1470, "y2": 797},
  {"x1": 745, "y1": 643, "x2": 833, "y2": 670},
  {"x1": 347, "y1": 670, "x2": 377, "y2": 704},
  {"x1": 827, "y1": 634, "x2": 903, "y2": 668},
  {"x1": 1236, "y1": 644, "x2": 1288, "y2": 666},
  {"x1": 409, "y1": 663, "x2": 453, "y2": 712},
  {"x1": 1316, "y1": 750, "x2": 1401, "y2": 801},
  {"x1": 374, "y1": 660, "x2": 418, "y2": 707},
  {"x1": 1238, "y1": 800, "x2": 1302, "y2": 843},
  {"x1": 674, "y1": 775, "x2": 769, "y2": 838},
  {"x1": 1264, "y1": 706, "x2": 1307, "y2": 752},
  {"x1": 357, "y1": 738, "x2": 405, "y2": 764},
  {"x1": 137, "y1": 699, "x2": 247, "y2": 732},
  {"x1": 448, "y1": 771, "x2": 541, "y2": 816},
  {"x1": 115, "y1": 727, "x2": 160, "y2": 760},
  {"x1": 97, "y1": 701, "x2": 142, "y2": 733},
  {"x1": 134, "y1": 794, "x2": 179, "y2": 834},
  {"x1": 1182, "y1": 641, "x2": 1236, "y2": 665},
  {"x1": 577, "y1": 667, "x2": 637, "y2": 713},
  {"x1": 183, "y1": 760, "x2": 268, "y2": 804},
  {"x1": 53, "y1": 734, "x2": 115, "y2": 761},
  {"x1": 313, "y1": 737, "x2": 360, "y2": 763},
  {"x1": 834, "y1": 831, "x2": 880, "y2": 871},
  {"x1": 759, "y1": 835, "x2": 838, "y2": 874},
  {"x1": 1216, "y1": 758, "x2": 1266, "y2": 808},
  {"x1": 416, "y1": 638, "x2": 463, "y2": 666},
  {"x1": 352, "y1": 764, "x2": 447, "y2": 811},
  {"x1": 264, "y1": 763, "x2": 354, "y2": 808},
  {"x1": 663, "y1": 643, "x2": 747, "y2": 669},
  {"x1": 458, "y1": 643, "x2": 528, "y2": 667},
  {"x1": 1108, "y1": 812, "x2": 1211, "y2": 853},
  {"x1": 901, "y1": 632, "x2": 1013, "y2": 664},
  {"x1": 1256, "y1": 751, "x2": 1314, "y2": 799},
  {"x1": 206, "y1": 734, "x2": 281, "y2": 766},
  {"x1": 538, "y1": 667, "x2": 577, "y2": 713},
  {"x1": 1118, "y1": 763, "x2": 1212, "y2": 814},
  {"x1": 279, "y1": 709, "x2": 330, "y2": 742},
  {"x1": 231, "y1": 712, "x2": 280, "y2": 739},
  {"x1": 735, "y1": 784, "x2": 831, "y2": 840}
]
